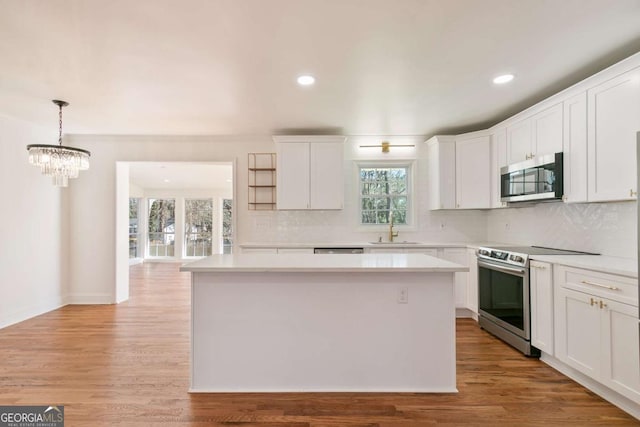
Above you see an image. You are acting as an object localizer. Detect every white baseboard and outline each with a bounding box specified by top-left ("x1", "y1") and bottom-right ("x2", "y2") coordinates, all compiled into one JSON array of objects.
[
  {"x1": 0, "y1": 296, "x2": 66, "y2": 330},
  {"x1": 456, "y1": 307, "x2": 477, "y2": 318},
  {"x1": 65, "y1": 293, "x2": 115, "y2": 305},
  {"x1": 541, "y1": 353, "x2": 640, "y2": 420}
]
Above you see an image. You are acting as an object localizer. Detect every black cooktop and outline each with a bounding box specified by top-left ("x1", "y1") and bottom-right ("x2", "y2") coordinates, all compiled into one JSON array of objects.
[{"x1": 486, "y1": 246, "x2": 598, "y2": 256}]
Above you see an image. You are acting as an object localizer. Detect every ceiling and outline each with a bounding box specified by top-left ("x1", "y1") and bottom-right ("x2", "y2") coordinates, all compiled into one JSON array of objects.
[
  {"x1": 1, "y1": 0, "x2": 640, "y2": 137},
  {"x1": 129, "y1": 162, "x2": 233, "y2": 190}
]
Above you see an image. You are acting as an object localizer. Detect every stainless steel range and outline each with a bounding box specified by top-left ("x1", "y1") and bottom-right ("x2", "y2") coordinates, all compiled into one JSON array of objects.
[{"x1": 476, "y1": 245, "x2": 596, "y2": 357}]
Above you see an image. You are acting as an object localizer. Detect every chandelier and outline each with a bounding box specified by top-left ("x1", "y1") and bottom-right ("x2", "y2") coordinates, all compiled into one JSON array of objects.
[{"x1": 26, "y1": 100, "x2": 90, "y2": 187}]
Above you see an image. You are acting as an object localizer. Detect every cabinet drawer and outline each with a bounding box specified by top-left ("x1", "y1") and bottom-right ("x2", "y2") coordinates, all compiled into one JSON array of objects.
[{"x1": 558, "y1": 266, "x2": 637, "y2": 306}]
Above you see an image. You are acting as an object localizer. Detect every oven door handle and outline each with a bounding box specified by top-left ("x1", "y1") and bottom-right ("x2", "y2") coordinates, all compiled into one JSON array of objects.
[{"x1": 477, "y1": 259, "x2": 527, "y2": 276}]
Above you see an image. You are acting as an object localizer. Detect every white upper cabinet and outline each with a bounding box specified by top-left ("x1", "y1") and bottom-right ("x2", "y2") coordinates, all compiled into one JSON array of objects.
[
  {"x1": 490, "y1": 128, "x2": 508, "y2": 208},
  {"x1": 562, "y1": 92, "x2": 588, "y2": 203},
  {"x1": 426, "y1": 136, "x2": 456, "y2": 210},
  {"x1": 506, "y1": 118, "x2": 532, "y2": 164},
  {"x1": 276, "y1": 141, "x2": 310, "y2": 209},
  {"x1": 507, "y1": 103, "x2": 563, "y2": 164},
  {"x1": 455, "y1": 135, "x2": 491, "y2": 209},
  {"x1": 426, "y1": 135, "x2": 490, "y2": 210},
  {"x1": 531, "y1": 103, "x2": 564, "y2": 157},
  {"x1": 587, "y1": 66, "x2": 640, "y2": 202},
  {"x1": 274, "y1": 136, "x2": 345, "y2": 210},
  {"x1": 309, "y1": 142, "x2": 344, "y2": 209}
]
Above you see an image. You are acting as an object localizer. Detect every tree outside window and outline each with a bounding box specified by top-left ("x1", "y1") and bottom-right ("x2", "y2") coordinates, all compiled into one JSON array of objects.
[
  {"x1": 129, "y1": 198, "x2": 139, "y2": 258},
  {"x1": 360, "y1": 167, "x2": 408, "y2": 225},
  {"x1": 222, "y1": 199, "x2": 233, "y2": 254},
  {"x1": 185, "y1": 199, "x2": 213, "y2": 257},
  {"x1": 148, "y1": 199, "x2": 175, "y2": 257}
]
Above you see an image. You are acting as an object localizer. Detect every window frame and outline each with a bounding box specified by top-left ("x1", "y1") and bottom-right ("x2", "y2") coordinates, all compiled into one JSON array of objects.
[{"x1": 355, "y1": 160, "x2": 417, "y2": 231}]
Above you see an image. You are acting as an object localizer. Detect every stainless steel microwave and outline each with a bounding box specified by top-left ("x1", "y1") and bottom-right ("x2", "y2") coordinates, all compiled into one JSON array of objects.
[{"x1": 500, "y1": 152, "x2": 564, "y2": 203}]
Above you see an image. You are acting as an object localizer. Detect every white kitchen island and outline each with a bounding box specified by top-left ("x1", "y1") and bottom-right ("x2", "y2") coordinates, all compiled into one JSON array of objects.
[{"x1": 180, "y1": 253, "x2": 467, "y2": 393}]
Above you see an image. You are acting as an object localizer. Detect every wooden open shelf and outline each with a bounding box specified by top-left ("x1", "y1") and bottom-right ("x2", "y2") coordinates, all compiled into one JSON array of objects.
[{"x1": 248, "y1": 153, "x2": 276, "y2": 210}]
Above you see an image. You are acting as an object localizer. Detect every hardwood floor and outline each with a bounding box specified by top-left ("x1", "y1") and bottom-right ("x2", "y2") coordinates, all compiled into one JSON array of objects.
[{"x1": 0, "y1": 263, "x2": 637, "y2": 426}]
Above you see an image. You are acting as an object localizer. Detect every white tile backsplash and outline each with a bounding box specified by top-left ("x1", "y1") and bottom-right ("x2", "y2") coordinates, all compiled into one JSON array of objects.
[{"x1": 487, "y1": 201, "x2": 637, "y2": 258}]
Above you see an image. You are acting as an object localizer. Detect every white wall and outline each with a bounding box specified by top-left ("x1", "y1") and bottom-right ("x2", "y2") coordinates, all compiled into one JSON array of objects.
[
  {"x1": 0, "y1": 114, "x2": 65, "y2": 328},
  {"x1": 487, "y1": 201, "x2": 637, "y2": 258}
]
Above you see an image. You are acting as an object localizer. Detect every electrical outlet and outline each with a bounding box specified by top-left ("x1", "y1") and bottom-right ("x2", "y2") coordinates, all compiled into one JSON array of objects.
[{"x1": 398, "y1": 287, "x2": 408, "y2": 304}]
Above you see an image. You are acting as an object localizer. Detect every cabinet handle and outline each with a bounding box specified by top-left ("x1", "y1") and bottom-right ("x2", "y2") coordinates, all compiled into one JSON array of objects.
[
  {"x1": 599, "y1": 300, "x2": 607, "y2": 309},
  {"x1": 581, "y1": 280, "x2": 619, "y2": 291},
  {"x1": 590, "y1": 298, "x2": 596, "y2": 306},
  {"x1": 630, "y1": 189, "x2": 637, "y2": 197},
  {"x1": 531, "y1": 264, "x2": 547, "y2": 269}
]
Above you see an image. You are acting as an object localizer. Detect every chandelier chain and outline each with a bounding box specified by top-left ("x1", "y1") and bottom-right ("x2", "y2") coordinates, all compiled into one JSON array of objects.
[{"x1": 58, "y1": 103, "x2": 63, "y2": 145}]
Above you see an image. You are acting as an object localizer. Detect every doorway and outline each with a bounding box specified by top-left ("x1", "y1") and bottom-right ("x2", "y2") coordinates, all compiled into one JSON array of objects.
[{"x1": 116, "y1": 161, "x2": 235, "y2": 303}]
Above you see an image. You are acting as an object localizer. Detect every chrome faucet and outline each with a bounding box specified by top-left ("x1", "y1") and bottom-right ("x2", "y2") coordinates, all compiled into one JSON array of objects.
[{"x1": 388, "y1": 211, "x2": 399, "y2": 242}]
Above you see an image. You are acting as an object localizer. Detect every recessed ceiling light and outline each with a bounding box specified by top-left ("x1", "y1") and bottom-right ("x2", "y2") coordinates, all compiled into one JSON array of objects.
[
  {"x1": 493, "y1": 74, "x2": 515, "y2": 84},
  {"x1": 297, "y1": 75, "x2": 315, "y2": 86},
  {"x1": 225, "y1": 179, "x2": 232, "y2": 183},
  {"x1": 163, "y1": 179, "x2": 170, "y2": 183}
]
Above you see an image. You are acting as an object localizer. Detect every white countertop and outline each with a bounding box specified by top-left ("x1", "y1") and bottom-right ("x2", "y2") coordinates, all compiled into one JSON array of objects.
[
  {"x1": 531, "y1": 254, "x2": 637, "y2": 278},
  {"x1": 180, "y1": 253, "x2": 469, "y2": 273},
  {"x1": 239, "y1": 241, "x2": 509, "y2": 249}
]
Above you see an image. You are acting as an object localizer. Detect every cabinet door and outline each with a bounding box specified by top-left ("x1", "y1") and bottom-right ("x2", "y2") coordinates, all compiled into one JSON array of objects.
[
  {"x1": 309, "y1": 142, "x2": 344, "y2": 209},
  {"x1": 562, "y1": 92, "x2": 588, "y2": 203},
  {"x1": 531, "y1": 103, "x2": 563, "y2": 157},
  {"x1": 555, "y1": 287, "x2": 601, "y2": 379},
  {"x1": 587, "y1": 66, "x2": 640, "y2": 202},
  {"x1": 277, "y1": 248, "x2": 314, "y2": 254},
  {"x1": 426, "y1": 137, "x2": 456, "y2": 210},
  {"x1": 439, "y1": 248, "x2": 469, "y2": 308},
  {"x1": 601, "y1": 299, "x2": 640, "y2": 403},
  {"x1": 277, "y1": 143, "x2": 310, "y2": 209},
  {"x1": 455, "y1": 136, "x2": 491, "y2": 209},
  {"x1": 241, "y1": 247, "x2": 278, "y2": 254},
  {"x1": 367, "y1": 248, "x2": 405, "y2": 254},
  {"x1": 490, "y1": 129, "x2": 508, "y2": 208},
  {"x1": 405, "y1": 248, "x2": 438, "y2": 256},
  {"x1": 506, "y1": 118, "x2": 532, "y2": 164},
  {"x1": 530, "y1": 261, "x2": 554, "y2": 354},
  {"x1": 466, "y1": 248, "x2": 478, "y2": 314}
]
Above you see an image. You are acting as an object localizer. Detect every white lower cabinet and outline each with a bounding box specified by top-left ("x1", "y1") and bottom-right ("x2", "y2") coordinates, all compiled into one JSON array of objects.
[
  {"x1": 530, "y1": 260, "x2": 554, "y2": 354},
  {"x1": 240, "y1": 247, "x2": 278, "y2": 254},
  {"x1": 276, "y1": 248, "x2": 314, "y2": 254},
  {"x1": 438, "y1": 248, "x2": 469, "y2": 309},
  {"x1": 466, "y1": 248, "x2": 478, "y2": 314},
  {"x1": 554, "y1": 265, "x2": 640, "y2": 404},
  {"x1": 405, "y1": 248, "x2": 438, "y2": 257},
  {"x1": 376, "y1": 247, "x2": 470, "y2": 312}
]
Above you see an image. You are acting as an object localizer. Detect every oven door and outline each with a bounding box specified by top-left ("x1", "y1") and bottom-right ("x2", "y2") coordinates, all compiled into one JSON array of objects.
[{"x1": 477, "y1": 259, "x2": 530, "y2": 339}]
